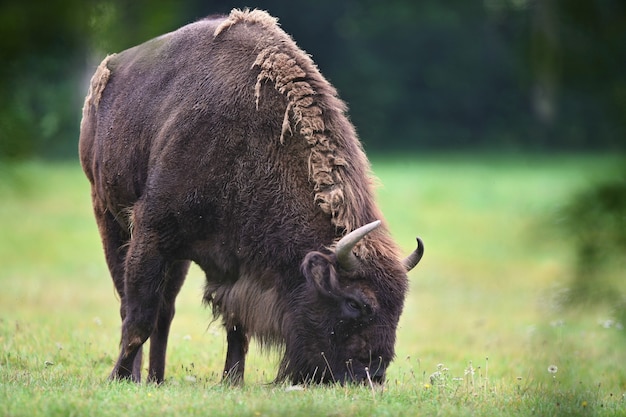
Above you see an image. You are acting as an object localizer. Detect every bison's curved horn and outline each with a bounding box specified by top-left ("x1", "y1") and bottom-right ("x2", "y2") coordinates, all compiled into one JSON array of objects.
[
  {"x1": 335, "y1": 220, "x2": 382, "y2": 270},
  {"x1": 403, "y1": 237, "x2": 424, "y2": 272}
]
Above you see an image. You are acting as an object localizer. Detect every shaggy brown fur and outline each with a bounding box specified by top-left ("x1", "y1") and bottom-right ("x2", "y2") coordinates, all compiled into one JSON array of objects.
[
  {"x1": 79, "y1": 8, "x2": 422, "y2": 385},
  {"x1": 222, "y1": 9, "x2": 377, "y2": 238}
]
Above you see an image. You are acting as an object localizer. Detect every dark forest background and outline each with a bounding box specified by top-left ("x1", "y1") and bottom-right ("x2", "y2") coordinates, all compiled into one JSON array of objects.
[{"x1": 0, "y1": 0, "x2": 625, "y2": 159}]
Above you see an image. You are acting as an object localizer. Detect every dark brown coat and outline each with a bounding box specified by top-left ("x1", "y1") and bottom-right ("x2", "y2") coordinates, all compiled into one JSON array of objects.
[{"x1": 79, "y1": 9, "x2": 422, "y2": 385}]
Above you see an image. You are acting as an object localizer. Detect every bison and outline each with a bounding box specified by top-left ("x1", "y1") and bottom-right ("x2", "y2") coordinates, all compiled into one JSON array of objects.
[{"x1": 79, "y1": 8, "x2": 423, "y2": 385}]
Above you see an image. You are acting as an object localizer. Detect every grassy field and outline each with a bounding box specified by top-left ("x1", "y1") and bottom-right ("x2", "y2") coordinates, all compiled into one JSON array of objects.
[{"x1": 1, "y1": 155, "x2": 624, "y2": 416}]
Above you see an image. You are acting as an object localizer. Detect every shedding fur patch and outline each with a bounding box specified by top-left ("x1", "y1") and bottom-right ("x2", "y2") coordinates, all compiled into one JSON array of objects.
[
  {"x1": 83, "y1": 55, "x2": 114, "y2": 114},
  {"x1": 252, "y1": 50, "x2": 354, "y2": 232}
]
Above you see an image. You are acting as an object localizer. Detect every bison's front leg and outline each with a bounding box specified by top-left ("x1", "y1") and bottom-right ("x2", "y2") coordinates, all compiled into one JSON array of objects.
[{"x1": 223, "y1": 325, "x2": 249, "y2": 385}]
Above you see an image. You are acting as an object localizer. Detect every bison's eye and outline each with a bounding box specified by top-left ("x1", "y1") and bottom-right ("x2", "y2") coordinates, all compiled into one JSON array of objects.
[
  {"x1": 346, "y1": 298, "x2": 361, "y2": 312},
  {"x1": 342, "y1": 297, "x2": 365, "y2": 320}
]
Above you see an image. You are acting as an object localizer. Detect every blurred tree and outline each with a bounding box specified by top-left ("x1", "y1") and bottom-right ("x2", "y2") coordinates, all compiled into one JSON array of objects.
[
  {"x1": 333, "y1": 0, "x2": 529, "y2": 150},
  {"x1": 0, "y1": 0, "x2": 90, "y2": 159},
  {"x1": 527, "y1": 0, "x2": 626, "y2": 149},
  {"x1": 88, "y1": 0, "x2": 201, "y2": 53}
]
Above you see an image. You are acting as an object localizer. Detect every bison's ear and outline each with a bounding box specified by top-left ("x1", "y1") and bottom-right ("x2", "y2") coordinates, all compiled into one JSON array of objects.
[{"x1": 301, "y1": 251, "x2": 340, "y2": 296}]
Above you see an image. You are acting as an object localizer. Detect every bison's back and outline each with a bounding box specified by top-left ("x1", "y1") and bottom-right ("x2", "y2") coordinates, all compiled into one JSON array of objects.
[{"x1": 80, "y1": 15, "x2": 289, "y2": 211}]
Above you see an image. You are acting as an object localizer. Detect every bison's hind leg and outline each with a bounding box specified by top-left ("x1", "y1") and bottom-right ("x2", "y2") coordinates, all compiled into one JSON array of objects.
[
  {"x1": 109, "y1": 208, "x2": 186, "y2": 383},
  {"x1": 146, "y1": 260, "x2": 190, "y2": 384},
  {"x1": 91, "y1": 198, "x2": 145, "y2": 381}
]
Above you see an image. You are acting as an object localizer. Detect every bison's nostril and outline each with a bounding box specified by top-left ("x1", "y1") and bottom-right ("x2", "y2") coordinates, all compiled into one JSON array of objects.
[
  {"x1": 368, "y1": 366, "x2": 385, "y2": 378},
  {"x1": 372, "y1": 369, "x2": 385, "y2": 382}
]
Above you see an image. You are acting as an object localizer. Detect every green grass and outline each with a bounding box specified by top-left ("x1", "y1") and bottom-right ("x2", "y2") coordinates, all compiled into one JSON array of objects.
[{"x1": 1, "y1": 155, "x2": 624, "y2": 416}]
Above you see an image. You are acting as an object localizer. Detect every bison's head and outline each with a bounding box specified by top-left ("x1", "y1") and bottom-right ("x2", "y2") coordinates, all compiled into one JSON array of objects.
[{"x1": 279, "y1": 221, "x2": 423, "y2": 384}]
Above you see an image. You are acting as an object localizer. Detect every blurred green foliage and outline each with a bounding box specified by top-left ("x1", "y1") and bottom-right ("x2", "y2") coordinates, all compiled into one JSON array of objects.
[
  {"x1": 559, "y1": 172, "x2": 626, "y2": 310},
  {"x1": 1, "y1": 0, "x2": 625, "y2": 159},
  {"x1": 0, "y1": 0, "x2": 88, "y2": 158}
]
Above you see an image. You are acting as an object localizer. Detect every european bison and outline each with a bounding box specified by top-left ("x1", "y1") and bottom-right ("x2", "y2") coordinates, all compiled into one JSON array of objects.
[{"x1": 79, "y1": 8, "x2": 423, "y2": 385}]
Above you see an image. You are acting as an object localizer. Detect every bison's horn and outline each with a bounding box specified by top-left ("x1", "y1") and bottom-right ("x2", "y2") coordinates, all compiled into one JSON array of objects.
[
  {"x1": 335, "y1": 220, "x2": 382, "y2": 270},
  {"x1": 403, "y1": 237, "x2": 424, "y2": 272}
]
